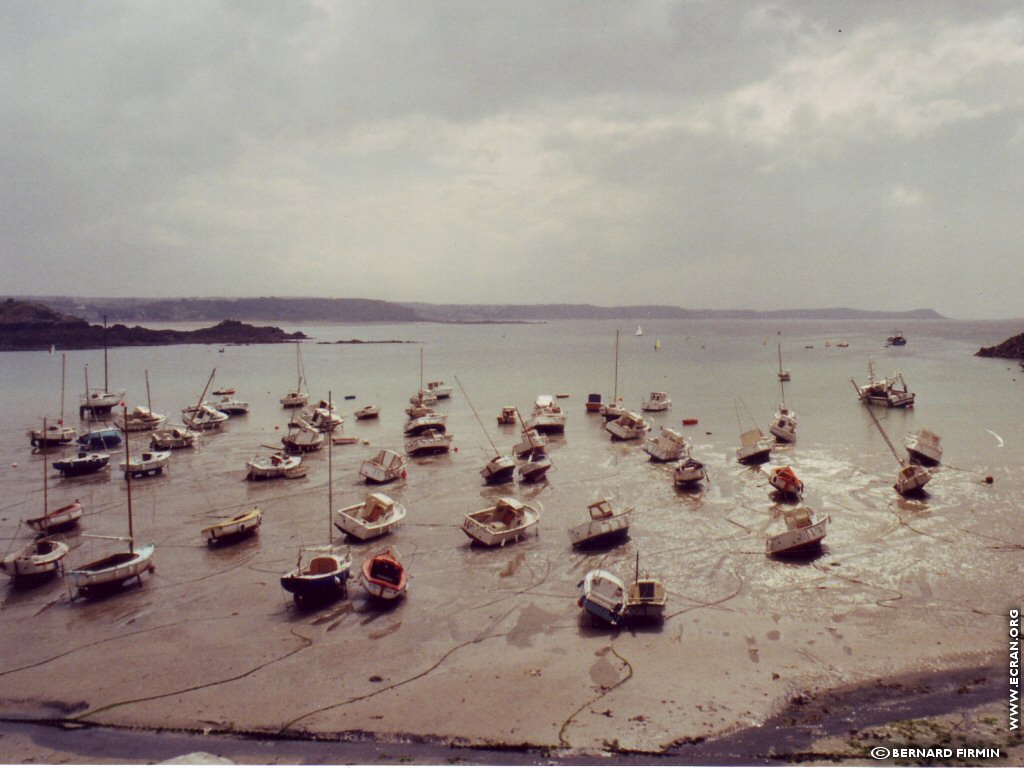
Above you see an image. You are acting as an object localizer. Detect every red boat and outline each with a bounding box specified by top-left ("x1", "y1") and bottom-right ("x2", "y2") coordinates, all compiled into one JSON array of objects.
[
  {"x1": 768, "y1": 466, "x2": 804, "y2": 497},
  {"x1": 360, "y1": 547, "x2": 407, "y2": 601}
]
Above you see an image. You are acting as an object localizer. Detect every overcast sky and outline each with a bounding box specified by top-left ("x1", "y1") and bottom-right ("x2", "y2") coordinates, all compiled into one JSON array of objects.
[{"x1": 3, "y1": 2, "x2": 1022, "y2": 319}]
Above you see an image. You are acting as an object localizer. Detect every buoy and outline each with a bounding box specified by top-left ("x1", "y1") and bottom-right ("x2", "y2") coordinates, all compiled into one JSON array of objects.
[
  {"x1": 454, "y1": 446, "x2": 458, "y2": 452},
  {"x1": 985, "y1": 476, "x2": 994, "y2": 484}
]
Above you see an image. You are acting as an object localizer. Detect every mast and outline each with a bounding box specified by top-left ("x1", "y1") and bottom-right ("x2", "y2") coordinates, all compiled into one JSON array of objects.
[
  {"x1": 862, "y1": 398, "x2": 904, "y2": 466},
  {"x1": 327, "y1": 390, "x2": 333, "y2": 546},
  {"x1": 83, "y1": 364, "x2": 91, "y2": 424},
  {"x1": 613, "y1": 330, "x2": 620, "y2": 402},
  {"x1": 419, "y1": 347, "x2": 425, "y2": 392},
  {"x1": 777, "y1": 344, "x2": 786, "y2": 409},
  {"x1": 454, "y1": 375, "x2": 499, "y2": 458},
  {"x1": 123, "y1": 404, "x2": 135, "y2": 551},
  {"x1": 103, "y1": 315, "x2": 109, "y2": 393},
  {"x1": 42, "y1": 418, "x2": 48, "y2": 515},
  {"x1": 191, "y1": 369, "x2": 217, "y2": 419},
  {"x1": 60, "y1": 353, "x2": 67, "y2": 426},
  {"x1": 145, "y1": 369, "x2": 153, "y2": 412}
]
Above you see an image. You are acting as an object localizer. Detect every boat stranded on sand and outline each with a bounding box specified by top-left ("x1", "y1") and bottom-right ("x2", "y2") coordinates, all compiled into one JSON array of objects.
[{"x1": 202, "y1": 508, "x2": 262, "y2": 546}]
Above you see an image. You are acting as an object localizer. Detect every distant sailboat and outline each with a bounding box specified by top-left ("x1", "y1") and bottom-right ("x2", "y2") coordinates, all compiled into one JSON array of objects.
[{"x1": 635, "y1": 325, "x2": 643, "y2": 336}]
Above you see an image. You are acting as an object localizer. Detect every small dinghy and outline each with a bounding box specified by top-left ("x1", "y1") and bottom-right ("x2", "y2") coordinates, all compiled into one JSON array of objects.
[
  {"x1": 766, "y1": 507, "x2": 829, "y2": 558},
  {"x1": 334, "y1": 493, "x2": 407, "y2": 541},
  {"x1": 578, "y1": 569, "x2": 626, "y2": 626},
  {"x1": 1, "y1": 538, "x2": 69, "y2": 582},
  {"x1": 150, "y1": 425, "x2": 198, "y2": 450},
  {"x1": 360, "y1": 547, "x2": 408, "y2": 601},
  {"x1": 768, "y1": 466, "x2": 804, "y2": 498},
  {"x1": 567, "y1": 499, "x2": 632, "y2": 549},
  {"x1": 202, "y1": 507, "x2": 262, "y2": 546},
  {"x1": 462, "y1": 497, "x2": 539, "y2": 547}
]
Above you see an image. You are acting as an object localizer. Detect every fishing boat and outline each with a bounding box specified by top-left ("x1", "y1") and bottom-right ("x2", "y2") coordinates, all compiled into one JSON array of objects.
[
  {"x1": 280, "y1": 393, "x2": 351, "y2": 606},
  {"x1": 461, "y1": 497, "x2": 540, "y2": 547},
  {"x1": 674, "y1": 455, "x2": 707, "y2": 487},
  {"x1": 334, "y1": 492, "x2": 407, "y2": 541},
  {"x1": 863, "y1": 405, "x2": 932, "y2": 496},
  {"x1": 28, "y1": 354, "x2": 76, "y2": 447},
  {"x1": 766, "y1": 507, "x2": 829, "y2": 557},
  {"x1": 426, "y1": 380, "x2": 452, "y2": 399},
  {"x1": 405, "y1": 428, "x2": 452, "y2": 456},
  {"x1": 77, "y1": 318, "x2": 125, "y2": 416},
  {"x1": 768, "y1": 465, "x2": 804, "y2": 498},
  {"x1": 354, "y1": 404, "x2": 380, "y2": 420},
  {"x1": 68, "y1": 408, "x2": 155, "y2": 600},
  {"x1": 455, "y1": 375, "x2": 516, "y2": 486},
  {"x1": 577, "y1": 569, "x2": 626, "y2": 626},
  {"x1": 53, "y1": 450, "x2": 110, "y2": 477},
  {"x1": 852, "y1": 362, "x2": 915, "y2": 408},
  {"x1": 359, "y1": 449, "x2": 407, "y2": 484},
  {"x1": 119, "y1": 449, "x2": 170, "y2": 479},
  {"x1": 624, "y1": 553, "x2": 666, "y2": 621},
  {"x1": 526, "y1": 395, "x2": 566, "y2": 435},
  {"x1": 496, "y1": 406, "x2": 519, "y2": 425},
  {"x1": 1, "y1": 537, "x2": 69, "y2": 582},
  {"x1": 114, "y1": 405, "x2": 166, "y2": 432},
  {"x1": 280, "y1": 342, "x2": 309, "y2": 408},
  {"x1": 736, "y1": 428, "x2": 774, "y2": 465},
  {"x1": 360, "y1": 547, "x2": 408, "y2": 601},
  {"x1": 600, "y1": 331, "x2": 626, "y2": 421},
  {"x1": 518, "y1": 448, "x2": 552, "y2": 483},
  {"x1": 606, "y1": 410, "x2": 650, "y2": 441},
  {"x1": 405, "y1": 401, "x2": 435, "y2": 419},
  {"x1": 202, "y1": 508, "x2": 262, "y2": 546},
  {"x1": 247, "y1": 451, "x2": 307, "y2": 480},
  {"x1": 641, "y1": 391, "x2": 672, "y2": 412},
  {"x1": 905, "y1": 429, "x2": 942, "y2": 466},
  {"x1": 886, "y1": 330, "x2": 907, "y2": 347},
  {"x1": 77, "y1": 426, "x2": 122, "y2": 450},
  {"x1": 281, "y1": 417, "x2": 325, "y2": 453},
  {"x1": 642, "y1": 426, "x2": 689, "y2": 462},
  {"x1": 567, "y1": 499, "x2": 632, "y2": 548},
  {"x1": 149, "y1": 425, "x2": 198, "y2": 450}
]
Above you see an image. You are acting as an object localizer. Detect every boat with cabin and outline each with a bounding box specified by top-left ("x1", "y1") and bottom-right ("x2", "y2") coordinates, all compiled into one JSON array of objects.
[
  {"x1": 426, "y1": 380, "x2": 452, "y2": 399},
  {"x1": 674, "y1": 455, "x2": 707, "y2": 487},
  {"x1": 359, "y1": 449, "x2": 407, "y2": 484},
  {"x1": 567, "y1": 499, "x2": 632, "y2": 548},
  {"x1": 496, "y1": 406, "x2": 518, "y2": 425},
  {"x1": 641, "y1": 391, "x2": 672, "y2": 412},
  {"x1": 247, "y1": 451, "x2": 307, "y2": 480},
  {"x1": 335, "y1": 492, "x2": 406, "y2": 541},
  {"x1": 863, "y1": 405, "x2": 932, "y2": 495},
  {"x1": 526, "y1": 395, "x2": 566, "y2": 435},
  {"x1": 461, "y1": 497, "x2": 540, "y2": 547},
  {"x1": 642, "y1": 426, "x2": 688, "y2": 462},
  {"x1": 578, "y1": 569, "x2": 626, "y2": 626},
  {"x1": 736, "y1": 428, "x2": 774, "y2": 465},
  {"x1": 119, "y1": 449, "x2": 170, "y2": 479},
  {"x1": 768, "y1": 465, "x2": 804, "y2": 498},
  {"x1": 766, "y1": 507, "x2": 829, "y2": 557},
  {"x1": 280, "y1": 342, "x2": 309, "y2": 408},
  {"x1": 354, "y1": 404, "x2": 380, "y2": 420},
  {"x1": 624, "y1": 553, "x2": 666, "y2": 621},
  {"x1": 905, "y1": 429, "x2": 942, "y2": 466},
  {"x1": 281, "y1": 417, "x2": 325, "y2": 453},
  {"x1": 405, "y1": 429, "x2": 452, "y2": 456},
  {"x1": 852, "y1": 362, "x2": 915, "y2": 408},
  {"x1": 606, "y1": 410, "x2": 650, "y2": 441},
  {"x1": 518, "y1": 448, "x2": 552, "y2": 483},
  {"x1": 114, "y1": 405, "x2": 166, "y2": 432},
  {"x1": 53, "y1": 450, "x2": 110, "y2": 477},
  {"x1": 150, "y1": 425, "x2": 198, "y2": 450}
]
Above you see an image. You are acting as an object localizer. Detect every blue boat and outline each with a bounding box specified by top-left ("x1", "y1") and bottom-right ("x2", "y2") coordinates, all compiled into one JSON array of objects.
[
  {"x1": 78, "y1": 427, "x2": 122, "y2": 450},
  {"x1": 280, "y1": 548, "x2": 351, "y2": 606},
  {"x1": 53, "y1": 451, "x2": 110, "y2": 477},
  {"x1": 577, "y1": 569, "x2": 626, "y2": 626}
]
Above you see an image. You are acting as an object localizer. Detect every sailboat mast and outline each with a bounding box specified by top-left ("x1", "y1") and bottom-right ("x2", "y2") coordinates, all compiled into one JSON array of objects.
[
  {"x1": 42, "y1": 418, "x2": 48, "y2": 515},
  {"x1": 613, "y1": 330, "x2": 620, "y2": 401},
  {"x1": 123, "y1": 405, "x2": 134, "y2": 551},
  {"x1": 419, "y1": 347, "x2": 424, "y2": 392},
  {"x1": 192, "y1": 368, "x2": 216, "y2": 416},
  {"x1": 777, "y1": 344, "x2": 786, "y2": 408},
  {"x1": 103, "y1": 315, "x2": 109, "y2": 393},
  {"x1": 60, "y1": 353, "x2": 66, "y2": 425},
  {"x1": 145, "y1": 370, "x2": 152, "y2": 412},
  {"x1": 454, "y1": 375, "x2": 498, "y2": 456},
  {"x1": 327, "y1": 391, "x2": 333, "y2": 546},
  {"x1": 863, "y1": 399, "x2": 903, "y2": 465}
]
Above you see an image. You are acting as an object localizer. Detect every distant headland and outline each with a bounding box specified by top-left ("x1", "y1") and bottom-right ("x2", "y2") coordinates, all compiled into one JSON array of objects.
[{"x1": 13, "y1": 295, "x2": 946, "y2": 325}]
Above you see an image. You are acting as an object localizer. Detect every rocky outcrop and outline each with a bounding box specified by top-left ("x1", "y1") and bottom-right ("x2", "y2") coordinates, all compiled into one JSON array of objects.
[
  {"x1": 0, "y1": 300, "x2": 306, "y2": 351},
  {"x1": 976, "y1": 332, "x2": 1024, "y2": 359}
]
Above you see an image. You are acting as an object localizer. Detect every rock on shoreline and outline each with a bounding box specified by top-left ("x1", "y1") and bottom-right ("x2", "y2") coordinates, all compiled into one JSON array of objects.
[
  {"x1": 0, "y1": 299, "x2": 306, "y2": 351},
  {"x1": 976, "y1": 331, "x2": 1024, "y2": 359}
]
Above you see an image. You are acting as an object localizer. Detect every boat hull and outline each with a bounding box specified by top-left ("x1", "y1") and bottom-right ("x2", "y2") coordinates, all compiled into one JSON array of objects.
[
  {"x1": 280, "y1": 555, "x2": 350, "y2": 605},
  {"x1": 766, "y1": 519, "x2": 828, "y2": 557},
  {"x1": 53, "y1": 453, "x2": 110, "y2": 476},
  {"x1": 25, "y1": 501, "x2": 83, "y2": 534},
  {"x1": 360, "y1": 552, "x2": 407, "y2": 600},
  {"x1": 69, "y1": 544, "x2": 156, "y2": 598},
  {"x1": 203, "y1": 509, "x2": 262, "y2": 545},
  {"x1": 1, "y1": 539, "x2": 69, "y2": 580},
  {"x1": 568, "y1": 512, "x2": 631, "y2": 548}
]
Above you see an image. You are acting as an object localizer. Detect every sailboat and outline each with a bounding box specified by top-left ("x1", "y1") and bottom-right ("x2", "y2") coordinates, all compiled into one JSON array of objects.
[
  {"x1": 78, "y1": 315, "x2": 125, "y2": 416},
  {"x1": 27, "y1": 353, "x2": 76, "y2": 448},
  {"x1": 455, "y1": 375, "x2": 515, "y2": 485},
  {"x1": 409, "y1": 347, "x2": 438, "y2": 408},
  {"x1": 635, "y1": 325, "x2": 643, "y2": 336},
  {"x1": 624, "y1": 552, "x2": 666, "y2": 621},
  {"x1": 114, "y1": 370, "x2": 166, "y2": 432},
  {"x1": 599, "y1": 330, "x2": 626, "y2": 420},
  {"x1": 68, "y1": 406, "x2": 156, "y2": 600},
  {"x1": 77, "y1": 364, "x2": 122, "y2": 450},
  {"x1": 859, "y1": 397, "x2": 931, "y2": 495},
  {"x1": 182, "y1": 369, "x2": 228, "y2": 431},
  {"x1": 770, "y1": 344, "x2": 797, "y2": 444},
  {"x1": 735, "y1": 400, "x2": 774, "y2": 465},
  {"x1": 280, "y1": 393, "x2": 352, "y2": 606},
  {"x1": 24, "y1": 424, "x2": 83, "y2": 533},
  {"x1": 280, "y1": 342, "x2": 309, "y2": 408}
]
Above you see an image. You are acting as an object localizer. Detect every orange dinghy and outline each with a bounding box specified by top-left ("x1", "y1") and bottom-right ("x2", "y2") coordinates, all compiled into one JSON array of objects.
[{"x1": 360, "y1": 547, "x2": 407, "y2": 601}]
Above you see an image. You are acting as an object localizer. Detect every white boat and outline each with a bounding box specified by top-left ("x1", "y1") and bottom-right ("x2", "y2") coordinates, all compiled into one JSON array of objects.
[
  {"x1": 426, "y1": 380, "x2": 452, "y2": 399},
  {"x1": 513, "y1": 427, "x2": 548, "y2": 458},
  {"x1": 282, "y1": 417, "x2": 325, "y2": 453},
  {"x1": 462, "y1": 497, "x2": 539, "y2": 547},
  {"x1": 863, "y1": 405, "x2": 932, "y2": 496},
  {"x1": 768, "y1": 465, "x2": 804, "y2": 498},
  {"x1": 1, "y1": 538, "x2": 70, "y2": 582},
  {"x1": 25, "y1": 500, "x2": 83, "y2": 534},
  {"x1": 114, "y1": 405, "x2": 166, "y2": 432},
  {"x1": 766, "y1": 507, "x2": 829, "y2": 557},
  {"x1": 28, "y1": 355, "x2": 76, "y2": 447},
  {"x1": 202, "y1": 508, "x2": 262, "y2": 546},
  {"x1": 359, "y1": 449, "x2": 407, "y2": 484},
  {"x1": 409, "y1": 389, "x2": 438, "y2": 407},
  {"x1": 68, "y1": 419, "x2": 155, "y2": 600},
  {"x1": 518, "y1": 448, "x2": 552, "y2": 483},
  {"x1": 405, "y1": 429, "x2": 452, "y2": 456},
  {"x1": 150, "y1": 425, "x2": 198, "y2": 450},
  {"x1": 404, "y1": 412, "x2": 448, "y2": 436},
  {"x1": 642, "y1": 426, "x2": 688, "y2": 462},
  {"x1": 247, "y1": 451, "x2": 307, "y2": 480},
  {"x1": 526, "y1": 395, "x2": 566, "y2": 435},
  {"x1": 776, "y1": 343, "x2": 791, "y2": 381},
  {"x1": 624, "y1": 553, "x2": 666, "y2": 621},
  {"x1": 360, "y1": 547, "x2": 408, "y2": 601},
  {"x1": 119, "y1": 449, "x2": 170, "y2": 479},
  {"x1": 770, "y1": 345, "x2": 797, "y2": 443},
  {"x1": 212, "y1": 386, "x2": 236, "y2": 395},
  {"x1": 641, "y1": 391, "x2": 672, "y2": 412},
  {"x1": 354, "y1": 404, "x2": 380, "y2": 420},
  {"x1": 905, "y1": 429, "x2": 942, "y2": 466},
  {"x1": 674, "y1": 455, "x2": 707, "y2": 487},
  {"x1": 737, "y1": 428, "x2": 774, "y2": 465},
  {"x1": 335, "y1": 492, "x2": 407, "y2": 541},
  {"x1": 635, "y1": 325, "x2": 643, "y2": 336},
  {"x1": 567, "y1": 499, "x2": 632, "y2": 548},
  {"x1": 600, "y1": 330, "x2": 625, "y2": 421},
  {"x1": 496, "y1": 406, "x2": 518, "y2": 425},
  {"x1": 78, "y1": 319, "x2": 124, "y2": 416},
  {"x1": 852, "y1": 362, "x2": 915, "y2": 408},
  {"x1": 606, "y1": 410, "x2": 650, "y2": 441},
  {"x1": 297, "y1": 401, "x2": 343, "y2": 433},
  {"x1": 182, "y1": 404, "x2": 229, "y2": 431},
  {"x1": 280, "y1": 342, "x2": 309, "y2": 408},
  {"x1": 481, "y1": 454, "x2": 516, "y2": 484},
  {"x1": 577, "y1": 569, "x2": 626, "y2": 626},
  {"x1": 211, "y1": 395, "x2": 249, "y2": 415},
  {"x1": 599, "y1": 401, "x2": 626, "y2": 421}
]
